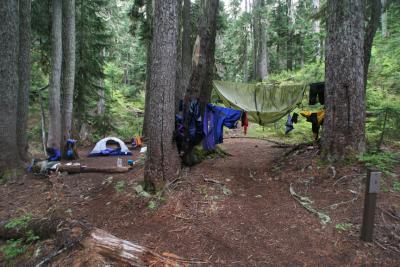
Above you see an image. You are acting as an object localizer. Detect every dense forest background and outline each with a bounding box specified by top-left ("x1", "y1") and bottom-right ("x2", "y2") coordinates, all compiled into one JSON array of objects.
[{"x1": 26, "y1": 0, "x2": 400, "y2": 156}]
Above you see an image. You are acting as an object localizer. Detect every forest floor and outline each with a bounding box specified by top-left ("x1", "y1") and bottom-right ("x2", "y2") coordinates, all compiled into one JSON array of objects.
[{"x1": 1, "y1": 137, "x2": 400, "y2": 266}]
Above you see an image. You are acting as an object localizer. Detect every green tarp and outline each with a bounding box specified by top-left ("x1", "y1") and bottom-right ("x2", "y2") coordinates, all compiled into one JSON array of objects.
[{"x1": 213, "y1": 80, "x2": 306, "y2": 125}]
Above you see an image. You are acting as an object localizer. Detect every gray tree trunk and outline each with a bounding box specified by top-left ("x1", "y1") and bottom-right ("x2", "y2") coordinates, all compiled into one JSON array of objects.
[
  {"x1": 286, "y1": 0, "x2": 294, "y2": 70},
  {"x1": 179, "y1": 0, "x2": 192, "y2": 103},
  {"x1": 48, "y1": 0, "x2": 63, "y2": 150},
  {"x1": 17, "y1": 0, "x2": 31, "y2": 161},
  {"x1": 186, "y1": 0, "x2": 219, "y2": 103},
  {"x1": 312, "y1": 0, "x2": 321, "y2": 60},
  {"x1": 144, "y1": 0, "x2": 180, "y2": 191},
  {"x1": 256, "y1": 0, "x2": 268, "y2": 80},
  {"x1": 175, "y1": 0, "x2": 183, "y2": 113},
  {"x1": 364, "y1": 0, "x2": 382, "y2": 93},
  {"x1": 252, "y1": 0, "x2": 259, "y2": 80},
  {"x1": 323, "y1": 0, "x2": 365, "y2": 160},
  {"x1": 381, "y1": 0, "x2": 388, "y2": 37},
  {"x1": 243, "y1": 0, "x2": 249, "y2": 81},
  {"x1": 61, "y1": 0, "x2": 76, "y2": 153},
  {"x1": 0, "y1": 0, "x2": 20, "y2": 170},
  {"x1": 142, "y1": 0, "x2": 153, "y2": 138}
]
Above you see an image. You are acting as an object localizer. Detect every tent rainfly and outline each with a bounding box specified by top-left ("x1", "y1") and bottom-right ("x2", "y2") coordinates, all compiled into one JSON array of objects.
[
  {"x1": 89, "y1": 137, "x2": 132, "y2": 156},
  {"x1": 213, "y1": 80, "x2": 306, "y2": 125}
]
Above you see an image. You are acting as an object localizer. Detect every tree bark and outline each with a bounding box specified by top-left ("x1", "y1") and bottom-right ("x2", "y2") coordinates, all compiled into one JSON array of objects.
[
  {"x1": 323, "y1": 0, "x2": 365, "y2": 160},
  {"x1": 144, "y1": 0, "x2": 180, "y2": 191},
  {"x1": 142, "y1": 0, "x2": 153, "y2": 138},
  {"x1": 0, "y1": 0, "x2": 21, "y2": 170},
  {"x1": 243, "y1": 0, "x2": 249, "y2": 82},
  {"x1": 179, "y1": 0, "x2": 192, "y2": 104},
  {"x1": 61, "y1": 0, "x2": 76, "y2": 156},
  {"x1": 312, "y1": 0, "x2": 321, "y2": 60},
  {"x1": 252, "y1": 0, "x2": 259, "y2": 80},
  {"x1": 256, "y1": 0, "x2": 268, "y2": 81},
  {"x1": 186, "y1": 0, "x2": 220, "y2": 103},
  {"x1": 363, "y1": 0, "x2": 382, "y2": 94},
  {"x1": 286, "y1": 0, "x2": 294, "y2": 71},
  {"x1": 381, "y1": 0, "x2": 388, "y2": 37},
  {"x1": 175, "y1": 0, "x2": 183, "y2": 113},
  {"x1": 17, "y1": 0, "x2": 31, "y2": 162},
  {"x1": 48, "y1": 0, "x2": 63, "y2": 150}
]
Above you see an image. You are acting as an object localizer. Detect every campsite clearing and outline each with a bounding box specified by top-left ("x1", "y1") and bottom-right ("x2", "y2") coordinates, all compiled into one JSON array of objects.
[{"x1": 0, "y1": 138, "x2": 399, "y2": 266}]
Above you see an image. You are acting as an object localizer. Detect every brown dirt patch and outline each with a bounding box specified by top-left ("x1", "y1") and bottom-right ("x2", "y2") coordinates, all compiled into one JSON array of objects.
[{"x1": 1, "y1": 139, "x2": 399, "y2": 266}]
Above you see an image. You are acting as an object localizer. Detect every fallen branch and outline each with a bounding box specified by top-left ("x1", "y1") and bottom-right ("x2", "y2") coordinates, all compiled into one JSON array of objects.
[{"x1": 58, "y1": 164, "x2": 132, "y2": 174}]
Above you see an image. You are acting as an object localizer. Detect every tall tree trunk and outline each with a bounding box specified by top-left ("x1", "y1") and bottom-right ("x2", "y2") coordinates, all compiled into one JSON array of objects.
[
  {"x1": 175, "y1": 0, "x2": 183, "y2": 113},
  {"x1": 286, "y1": 0, "x2": 293, "y2": 71},
  {"x1": 142, "y1": 0, "x2": 153, "y2": 138},
  {"x1": 144, "y1": 0, "x2": 180, "y2": 191},
  {"x1": 323, "y1": 0, "x2": 365, "y2": 160},
  {"x1": 62, "y1": 0, "x2": 76, "y2": 154},
  {"x1": 48, "y1": 0, "x2": 63, "y2": 150},
  {"x1": 17, "y1": 0, "x2": 31, "y2": 161},
  {"x1": 180, "y1": 0, "x2": 192, "y2": 103},
  {"x1": 186, "y1": 0, "x2": 219, "y2": 104},
  {"x1": 364, "y1": 0, "x2": 382, "y2": 94},
  {"x1": 0, "y1": 0, "x2": 21, "y2": 170},
  {"x1": 97, "y1": 84, "x2": 105, "y2": 116},
  {"x1": 312, "y1": 0, "x2": 321, "y2": 60},
  {"x1": 381, "y1": 0, "x2": 388, "y2": 37},
  {"x1": 256, "y1": 0, "x2": 268, "y2": 80},
  {"x1": 252, "y1": 0, "x2": 259, "y2": 80},
  {"x1": 243, "y1": 0, "x2": 249, "y2": 81}
]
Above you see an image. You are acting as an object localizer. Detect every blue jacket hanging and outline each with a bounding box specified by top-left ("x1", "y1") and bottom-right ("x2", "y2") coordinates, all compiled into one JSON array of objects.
[{"x1": 203, "y1": 104, "x2": 242, "y2": 151}]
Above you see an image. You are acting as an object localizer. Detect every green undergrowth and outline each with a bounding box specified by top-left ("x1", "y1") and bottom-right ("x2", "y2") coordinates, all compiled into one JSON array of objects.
[
  {"x1": 1, "y1": 214, "x2": 40, "y2": 262},
  {"x1": 359, "y1": 151, "x2": 400, "y2": 174}
]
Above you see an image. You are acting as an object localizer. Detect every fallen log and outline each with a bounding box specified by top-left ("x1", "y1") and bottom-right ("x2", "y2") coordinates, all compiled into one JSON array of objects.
[
  {"x1": 58, "y1": 164, "x2": 132, "y2": 174},
  {"x1": 1, "y1": 217, "x2": 185, "y2": 267}
]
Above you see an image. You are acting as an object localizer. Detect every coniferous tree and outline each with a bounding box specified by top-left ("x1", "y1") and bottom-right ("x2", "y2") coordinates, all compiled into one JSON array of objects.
[
  {"x1": 144, "y1": 0, "x2": 180, "y2": 191},
  {"x1": 47, "y1": 0, "x2": 63, "y2": 150},
  {"x1": 75, "y1": 0, "x2": 110, "y2": 136},
  {"x1": 323, "y1": 0, "x2": 365, "y2": 159},
  {"x1": 17, "y1": 0, "x2": 32, "y2": 161},
  {"x1": 61, "y1": 0, "x2": 76, "y2": 152},
  {"x1": 0, "y1": 0, "x2": 21, "y2": 171}
]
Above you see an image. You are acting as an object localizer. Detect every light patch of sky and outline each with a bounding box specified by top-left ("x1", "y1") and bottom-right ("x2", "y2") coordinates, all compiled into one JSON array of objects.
[{"x1": 222, "y1": 0, "x2": 300, "y2": 13}]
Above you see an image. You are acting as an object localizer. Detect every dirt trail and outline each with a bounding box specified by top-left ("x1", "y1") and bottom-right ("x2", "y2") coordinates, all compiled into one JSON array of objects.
[{"x1": 1, "y1": 138, "x2": 399, "y2": 266}]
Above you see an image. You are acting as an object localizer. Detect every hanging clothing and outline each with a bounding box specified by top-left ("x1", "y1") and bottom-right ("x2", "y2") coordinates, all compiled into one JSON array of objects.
[
  {"x1": 203, "y1": 104, "x2": 242, "y2": 151},
  {"x1": 285, "y1": 112, "x2": 299, "y2": 135},
  {"x1": 291, "y1": 112, "x2": 299, "y2": 123},
  {"x1": 285, "y1": 114, "x2": 294, "y2": 134},
  {"x1": 309, "y1": 82, "x2": 325, "y2": 105},
  {"x1": 300, "y1": 110, "x2": 325, "y2": 140}
]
